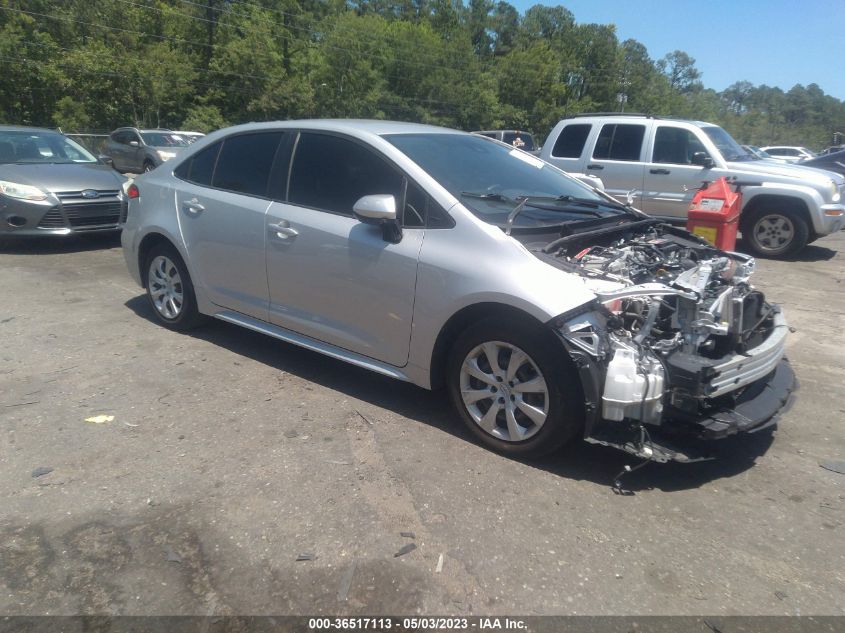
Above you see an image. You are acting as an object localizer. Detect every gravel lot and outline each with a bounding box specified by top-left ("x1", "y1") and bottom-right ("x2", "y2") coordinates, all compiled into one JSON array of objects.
[{"x1": 1, "y1": 231, "x2": 843, "y2": 617}]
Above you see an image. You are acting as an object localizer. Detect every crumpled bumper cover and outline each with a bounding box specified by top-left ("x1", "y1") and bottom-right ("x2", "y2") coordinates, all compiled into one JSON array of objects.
[
  {"x1": 585, "y1": 358, "x2": 796, "y2": 463},
  {"x1": 688, "y1": 357, "x2": 796, "y2": 439}
]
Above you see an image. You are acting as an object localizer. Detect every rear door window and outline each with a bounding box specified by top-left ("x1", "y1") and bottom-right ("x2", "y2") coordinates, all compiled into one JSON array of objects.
[
  {"x1": 288, "y1": 133, "x2": 403, "y2": 216},
  {"x1": 593, "y1": 124, "x2": 645, "y2": 161},
  {"x1": 211, "y1": 132, "x2": 283, "y2": 197},
  {"x1": 551, "y1": 124, "x2": 591, "y2": 158}
]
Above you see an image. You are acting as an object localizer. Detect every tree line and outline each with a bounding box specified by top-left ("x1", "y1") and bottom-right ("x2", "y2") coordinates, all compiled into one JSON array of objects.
[{"x1": 2, "y1": 0, "x2": 844, "y2": 150}]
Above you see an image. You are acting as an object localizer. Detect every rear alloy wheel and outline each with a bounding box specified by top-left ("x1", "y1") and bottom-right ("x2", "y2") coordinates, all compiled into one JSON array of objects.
[
  {"x1": 144, "y1": 244, "x2": 206, "y2": 331},
  {"x1": 447, "y1": 318, "x2": 582, "y2": 457},
  {"x1": 743, "y1": 207, "x2": 808, "y2": 258},
  {"x1": 143, "y1": 161, "x2": 155, "y2": 173}
]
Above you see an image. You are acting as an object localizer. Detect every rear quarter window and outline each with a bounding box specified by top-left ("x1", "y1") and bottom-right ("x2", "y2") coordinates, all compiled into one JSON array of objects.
[{"x1": 551, "y1": 124, "x2": 591, "y2": 158}]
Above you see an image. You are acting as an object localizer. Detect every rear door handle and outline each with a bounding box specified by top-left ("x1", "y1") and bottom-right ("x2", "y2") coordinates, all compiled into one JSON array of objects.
[
  {"x1": 268, "y1": 221, "x2": 299, "y2": 239},
  {"x1": 650, "y1": 168, "x2": 671, "y2": 175},
  {"x1": 586, "y1": 164, "x2": 604, "y2": 170},
  {"x1": 182, "y1": 198, "x2": 205, "y2": 214}
]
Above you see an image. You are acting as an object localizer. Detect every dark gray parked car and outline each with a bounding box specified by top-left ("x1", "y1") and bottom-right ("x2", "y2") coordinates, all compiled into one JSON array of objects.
[
  {"x1": 0, "y1": 125, "x2": 127, "y2": 236},
  {"x1": 103, "y1": 128, "x2": 191, "y2": 173}
]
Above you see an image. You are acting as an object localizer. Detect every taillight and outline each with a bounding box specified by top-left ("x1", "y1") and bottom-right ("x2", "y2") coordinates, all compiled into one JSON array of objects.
[{"x1": 127, "y1": 183, "x2": 139, "y2": 199}]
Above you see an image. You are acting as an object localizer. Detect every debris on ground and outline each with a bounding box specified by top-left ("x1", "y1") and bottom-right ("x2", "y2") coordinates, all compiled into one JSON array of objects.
[
  {"x1": 164, "y1": 545, "x2": 182, "y2": 563},
  {"x1": 296, "y1": 552, "x2": 316, "y2": 561},
  {"x1": 31, "y1": 466, "x2": 54, "y2": 478},
  {"x1": 703, "y1": 619, "x2": 724, "y2": 633},
  {"x1": 394, "y1": 543, "x2": 417, "y2": 558},
  {"x1": 337, "y1": 561, "x2": 356, "y2": 601},
  {"x1": 284, "y1": 430, "x2": 299, "y2": 438},
  {"x1": 435, "y1": 553, "x2": 444, "y2": 573},
  {"x1": 400, "y1": 531, "x2": 416, "y2": 539},
  {"x1": 324, "y1": 460, "x2": 351, "y2": 465},
  {"x1": 85, "y1": 414, "x2": 114, "y2": 424},
  {"x1": 355, "y1": 410, "x2": 373, "y2": 425},
  {"x1": 775, "y1": 591, "x2": 788, "y2": 600},
  {"x1": 819, "y1": 460, "x2": 845, "y2": 475},
  {"x1": 4, "y1": 400, "x2": 39, "y2": 408}
]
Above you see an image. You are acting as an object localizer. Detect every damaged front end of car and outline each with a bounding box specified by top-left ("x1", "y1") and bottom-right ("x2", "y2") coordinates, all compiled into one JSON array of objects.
[{"x1": 541, "y1": 223, "x2": 796, "y2": 463}]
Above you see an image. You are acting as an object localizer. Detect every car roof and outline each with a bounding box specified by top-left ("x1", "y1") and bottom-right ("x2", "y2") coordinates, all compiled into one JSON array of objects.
[
  {"x1": 567, "y1": 113, "x2": 713, "y2": 127},
  {"x1": 205, "y1": 119, "x2": 464, "y2": 138},
  {"x1": 0, "y1": 125, "x2": 62, "y2": 133}
]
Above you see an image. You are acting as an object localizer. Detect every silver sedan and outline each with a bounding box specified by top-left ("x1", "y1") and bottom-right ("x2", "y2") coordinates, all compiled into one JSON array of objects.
[{"x1": 121, "y1": 120, "x2": 794, "y2": 462}]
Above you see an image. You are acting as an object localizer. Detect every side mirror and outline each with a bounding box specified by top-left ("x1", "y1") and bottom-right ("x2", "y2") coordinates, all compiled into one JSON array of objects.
[
  {"x1": 129, "y1": 140, "x2": 140, "y2": 147},
  {"x1": 353, "y1": 194, "x2": 402, "y2": 243},
  {"x1": 691, "y1": 152, "x2": 714, "y2": 168},
  {"x1": 98, "y1": 154, "x2": 114, "y2": 167}
]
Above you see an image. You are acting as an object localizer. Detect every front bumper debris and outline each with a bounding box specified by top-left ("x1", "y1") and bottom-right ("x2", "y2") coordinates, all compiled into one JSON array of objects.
[{"x1": 585, "y1": 358, "x2": 796, "y2": 463}]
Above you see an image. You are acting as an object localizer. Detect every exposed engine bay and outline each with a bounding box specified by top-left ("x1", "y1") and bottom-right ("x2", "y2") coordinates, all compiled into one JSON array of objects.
[{"x1": 529, "y1": 221, "x2": 793, "y2": 462}]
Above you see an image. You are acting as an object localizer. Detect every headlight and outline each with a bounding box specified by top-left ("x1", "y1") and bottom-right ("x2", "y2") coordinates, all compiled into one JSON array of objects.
[
  {"x1": 157, "y1": 150, "x2": 176, "y2": 161},
  {"x1": 0, "y1": 180, "x2": 48, "y2": 201},
  {"x1": 829, "y1": 181, "x2": 840, "y2": 202}
]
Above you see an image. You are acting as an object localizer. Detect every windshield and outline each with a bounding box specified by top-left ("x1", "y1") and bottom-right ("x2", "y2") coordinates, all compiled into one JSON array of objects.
[
  {"x1": 0, "y1": 130, "x2": 97, "y2": 164},
  {"x1": 140, "y1": 132, "x2": 190, "y2": 148},
  {"x1": 384, "y1": 133, "x2": 623, "y2": 227},
  {"x1": 702, "y1": 126, "x2": 749, "y2": 162}
]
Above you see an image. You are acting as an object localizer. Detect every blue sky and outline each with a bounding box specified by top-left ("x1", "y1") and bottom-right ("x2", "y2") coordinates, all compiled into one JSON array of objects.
[{"x1": 510, "y1": 0, "x2": 845, "y2": 100}]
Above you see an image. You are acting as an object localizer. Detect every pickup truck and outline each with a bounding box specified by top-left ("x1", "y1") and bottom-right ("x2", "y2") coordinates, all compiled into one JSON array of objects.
[{"x1": 540, "y1": 114, "x2": 845, "y2": 257}]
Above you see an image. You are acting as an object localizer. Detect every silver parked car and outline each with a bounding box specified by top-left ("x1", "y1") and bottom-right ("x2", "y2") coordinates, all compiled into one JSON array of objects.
[
  {"x1": 0, "y1": 125, "x2": 127, "y2": 236},
  {"x1": 103, "y1": 128, "x2": 192, "y2": 173},
  {"x1": 122, "y1": 120, "x2": 794, "y2": 461}
]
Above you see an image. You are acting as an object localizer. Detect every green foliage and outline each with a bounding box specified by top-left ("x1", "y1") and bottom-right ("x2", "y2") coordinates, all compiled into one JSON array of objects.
[
  {"x1": 1, "y1": 0, "x2": 843, "y2": 150},
  {"x1": 52, "y1": 96, "x2": 90, "y2": 131},
  {"x1": 181, "y1": 105, "x2": 227, "y2": 133}
]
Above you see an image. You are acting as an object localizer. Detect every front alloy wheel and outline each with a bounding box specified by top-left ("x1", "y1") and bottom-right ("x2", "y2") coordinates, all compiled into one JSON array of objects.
[
  {"x1": 460, "y1": 341, "x2": 549, "y2": 442},
  {"x1": 447, "y1": 317, "x2": 582, "y2": 457}
]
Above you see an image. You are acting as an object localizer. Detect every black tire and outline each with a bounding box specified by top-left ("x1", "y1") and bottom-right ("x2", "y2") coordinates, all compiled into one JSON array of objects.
[
  {"x1": 142, "y1": 161, "x2": 155, "y2": 173},
  {"x1": 143, "y1": 243, "x2": 206, "y2": 331},
  {"x1": 446, "y1": 317, "x2": 583, "y2": 458},
  {"x1": 741, "y1": 206, "x2": 809, "y2": 258}
]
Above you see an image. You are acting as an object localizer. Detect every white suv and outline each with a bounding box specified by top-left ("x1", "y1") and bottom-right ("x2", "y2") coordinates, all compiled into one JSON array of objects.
[
  {"x1": 759, "y1": 146, "x2": 816, "y2": 163},
  {"x1": 540, "y1": 115, "x2": 845, "y2": 257}
]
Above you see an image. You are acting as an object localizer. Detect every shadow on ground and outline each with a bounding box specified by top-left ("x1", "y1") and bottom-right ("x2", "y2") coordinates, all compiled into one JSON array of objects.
[
  {"x1": 0, "y1": 232, "x2": 121, "y2": 255},
  {"x1": 125, "y1": 294, "x2": 774, "y2": 494},
  {"x1": 736, "y1": 238, "x2": 838, "y2": 263}
]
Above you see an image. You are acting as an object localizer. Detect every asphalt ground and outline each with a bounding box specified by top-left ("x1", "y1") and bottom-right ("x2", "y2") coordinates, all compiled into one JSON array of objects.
[{"x1": 0, "y1": 230, "x2": 843, "y2": 617}]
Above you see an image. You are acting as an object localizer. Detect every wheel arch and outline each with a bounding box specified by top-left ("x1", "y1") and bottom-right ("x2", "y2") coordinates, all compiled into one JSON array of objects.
[
  {"x1": 428, "y1": 302, "x2": 572, "y2": 391},
  {"x1": 137, "y1": 232, "x2": 180, "y2": 286},
  {"x1": 740, "y1": 193, "x2": 812, "y2": 233}
]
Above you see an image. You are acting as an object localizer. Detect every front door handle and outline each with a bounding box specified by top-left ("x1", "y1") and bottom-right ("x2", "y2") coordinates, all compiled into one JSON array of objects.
[
  {"x1": 650, "y1": 168, "x2": 671, "y2": 175},
  {"x1": 268, "y1": 221, "x2": 299, "y2": 239},
  {"x1": 586, "y1": 164, "x2": 604, "y2": 170},
  {"x1": 182, "y1": 198, "x2": 205, "y2": 214}
]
